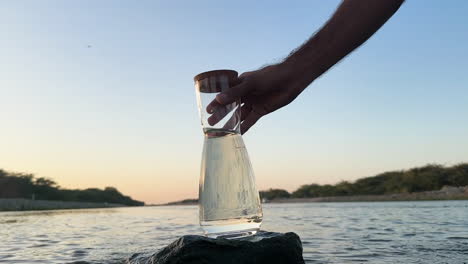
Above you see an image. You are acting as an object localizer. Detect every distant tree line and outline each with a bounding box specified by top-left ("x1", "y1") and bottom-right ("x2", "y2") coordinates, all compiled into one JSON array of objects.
[
  {"x1": 260, "y1": 163, "x2": 468, "y2": 200},
  {"x1": 165, "y1": 198, "x2": 198, "y2": 205},
  {"x1": 0, "y1": 169, "x2": 144, "y2": 206}
]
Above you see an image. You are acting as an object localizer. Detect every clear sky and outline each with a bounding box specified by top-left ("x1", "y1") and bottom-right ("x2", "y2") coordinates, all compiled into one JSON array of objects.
[{"x1": 1, "y1": 1, "x2": 467, "y2": 204}]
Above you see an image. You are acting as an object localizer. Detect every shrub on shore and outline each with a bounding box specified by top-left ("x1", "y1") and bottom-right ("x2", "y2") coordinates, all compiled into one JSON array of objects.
[
  {"x1": 260, "y1": 163, "x2": 468, "y2": 199},
  {"x1": 0, "y1": 169, "x2": 144, "y2": 206}
]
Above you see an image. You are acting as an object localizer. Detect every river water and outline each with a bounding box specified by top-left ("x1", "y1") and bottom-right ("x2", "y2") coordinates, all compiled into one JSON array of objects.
[{"x1": 1, "y1": 201, "x2": 467, "y2": 264}]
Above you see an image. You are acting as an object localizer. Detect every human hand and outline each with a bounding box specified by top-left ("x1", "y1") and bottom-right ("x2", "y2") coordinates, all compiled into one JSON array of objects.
[{"x1": 206, "y1": 63, "x2": 307, "y2": 134}]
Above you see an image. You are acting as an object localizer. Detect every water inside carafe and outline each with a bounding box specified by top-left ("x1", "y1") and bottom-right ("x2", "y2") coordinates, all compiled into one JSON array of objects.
[{"x1": 199, "y1": 129, "x2": 263, "y2": 239}]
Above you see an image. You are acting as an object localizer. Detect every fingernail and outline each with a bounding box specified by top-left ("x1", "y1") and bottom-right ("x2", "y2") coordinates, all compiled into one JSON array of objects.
[
  {"x1": 207, "y1": 117, "x2": 215, "y2": 126},
  {"x1": 207, "y1": 106, "x2": 213, "y2": 114}
]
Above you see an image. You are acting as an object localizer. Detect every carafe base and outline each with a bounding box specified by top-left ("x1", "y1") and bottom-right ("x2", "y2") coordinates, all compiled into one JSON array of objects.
[{"x1": 201, "y1": 219, "x2": 261, "y2": 239}]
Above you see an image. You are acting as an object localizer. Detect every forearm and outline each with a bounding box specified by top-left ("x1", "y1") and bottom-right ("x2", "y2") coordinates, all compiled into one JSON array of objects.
[{"x1": 282, "y1": 0, "x2": 404, "y2": 90}]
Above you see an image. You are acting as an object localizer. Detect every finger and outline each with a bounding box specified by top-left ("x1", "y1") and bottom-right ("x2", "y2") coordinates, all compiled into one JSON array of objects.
[
  {"x1": 222, "y1": 103, "x2": 251, "y2": 131},
  {"x1": 215, "y1": 81, "x2": 250, "y2": 105},
  {"x1": 240, "y1": 103, "x2": 252, "y2": 122},
  {"x1": 222, "y1": 108, "x2": 241, "y2": 131},
  {"x1": 241, "y1": 110, "x2": 262, "y2": 135},
  {"x1": 206, "y1": 100, "x2": 220, "y2": 114},
  {"x1": 207, "y1": 103, "x2": 235, "y2": 126}
]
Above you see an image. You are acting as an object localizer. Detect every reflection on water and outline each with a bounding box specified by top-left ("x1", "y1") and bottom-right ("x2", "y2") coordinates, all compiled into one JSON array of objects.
[{"x1": 1, "y1": 201, "x2": 468, "y2": 263}]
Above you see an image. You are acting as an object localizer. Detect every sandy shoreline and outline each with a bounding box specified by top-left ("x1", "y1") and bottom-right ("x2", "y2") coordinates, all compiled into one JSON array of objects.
[
  {"x1": 267, "y1": 193, "x2": 468, "y2": 203},
  {"x1": 161, "y1": 186, "x2": 468, "y2": 206},
  {"x1": 0, "y1": 198, "x2": 127, "y2": 211}
]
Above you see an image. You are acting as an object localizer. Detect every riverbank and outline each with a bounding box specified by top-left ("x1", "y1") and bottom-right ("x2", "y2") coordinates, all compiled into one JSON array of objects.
[
  {"x1": 0, "y1": 198, "x2": 128, "y2": 211},
  {"x1": 162, "y1": 186, "x2": 468, "y2": 205},
  {"x1": 268, "y1": 186, "x2": 468, "y2": 203}
]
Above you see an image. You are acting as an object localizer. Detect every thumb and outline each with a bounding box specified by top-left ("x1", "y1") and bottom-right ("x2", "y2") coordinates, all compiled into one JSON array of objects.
[{"x1": 215, "y1": 81, "x2": 250, "y2": 105}]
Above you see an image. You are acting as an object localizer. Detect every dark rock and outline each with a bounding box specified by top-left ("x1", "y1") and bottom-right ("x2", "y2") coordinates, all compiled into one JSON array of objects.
[{"x1": 126, "y1": 231, "x2": 305, "y2": 264}]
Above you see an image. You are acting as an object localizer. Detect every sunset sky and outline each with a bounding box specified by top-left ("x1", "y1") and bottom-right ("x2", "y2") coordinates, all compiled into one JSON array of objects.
[{"x1": 1, "y1": 1, "x2": 467, "y2": 204}]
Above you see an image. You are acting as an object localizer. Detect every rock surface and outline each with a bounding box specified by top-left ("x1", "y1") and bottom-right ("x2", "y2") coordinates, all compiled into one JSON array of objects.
[{"x1": 126, "y1": 231, "x2": 305, "y2": 264}]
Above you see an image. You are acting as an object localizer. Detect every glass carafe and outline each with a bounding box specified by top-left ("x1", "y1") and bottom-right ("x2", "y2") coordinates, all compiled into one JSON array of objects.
[{"x1": 194, "y1": 70, "x2": 263, "y2": 239}]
